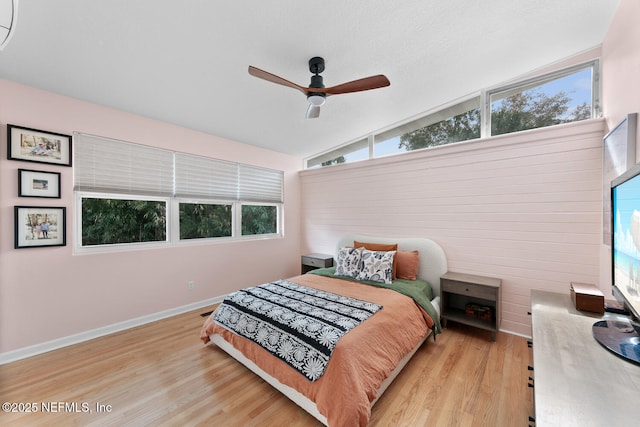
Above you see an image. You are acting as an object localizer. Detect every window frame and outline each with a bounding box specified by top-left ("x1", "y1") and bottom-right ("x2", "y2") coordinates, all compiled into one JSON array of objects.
[
  {"x1": 172, "y1": 198, "x2": 235, "y2": 244},
  {"x1": 237, "y1": 202, "x2": 283, "y2": 238},
  {"x1": 75, "y1": 193, "x2": 284, "y2": 253},
  {"x1": 374, "y1": 96, "x2": 481, "y2": 156},
  {"x1": 75, "y1": 191, "x2": 172, "y2": 254},
  {"x1": 305, "y1": 137, "x2": 370, "y2": 168},
  {"x1": 482, "y1": 60, "x2": 600, "y2": 138},
  {"x1": 73, "y1": 133, "x2": 285, "y2": 254}
]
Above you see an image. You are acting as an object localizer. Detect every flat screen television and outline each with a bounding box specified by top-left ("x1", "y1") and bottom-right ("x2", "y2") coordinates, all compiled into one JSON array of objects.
[
  {"x1": 594, "y1": 161, "x2": 640, "y2": 364},
  {"x1": 612, "y1": 162, "x2": 640, "y2": 321}
]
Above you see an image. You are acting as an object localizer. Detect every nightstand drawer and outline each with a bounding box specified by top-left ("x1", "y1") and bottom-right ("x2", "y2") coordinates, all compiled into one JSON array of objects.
[
  {"x1": 301, "y1": 253, "x2": 334, "y2": 274},
  {"x1": 441, "y1": 280, "x2": 496, "y2": 300},
  {"x1": 302, "y1": 256, "x2": 328, "y2": 268},
  {"x1": 301, "y1": 254, "x2": 333, "y2": 267}
]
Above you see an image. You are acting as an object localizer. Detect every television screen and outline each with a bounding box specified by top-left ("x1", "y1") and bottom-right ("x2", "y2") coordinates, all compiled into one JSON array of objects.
[{"x1": 612, "y1": 162, "x2": 640, "y2": 321}]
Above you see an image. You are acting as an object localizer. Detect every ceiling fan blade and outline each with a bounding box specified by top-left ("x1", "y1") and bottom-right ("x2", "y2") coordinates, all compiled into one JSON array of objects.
[
  {"x1": 306, "y1": 104, "x2": 321, "y2": 119},
  {"x1": 248, "y1": 66, "x2": 307, "y2": 94},
  {"x1": 322, "y1": 75, "x2": 390, "y2": 95}
]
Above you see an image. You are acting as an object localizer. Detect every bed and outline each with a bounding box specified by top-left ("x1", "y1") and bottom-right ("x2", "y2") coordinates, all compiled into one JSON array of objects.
[{"x1": 200, "y1": 234, "x2": 447, "y2": 426}]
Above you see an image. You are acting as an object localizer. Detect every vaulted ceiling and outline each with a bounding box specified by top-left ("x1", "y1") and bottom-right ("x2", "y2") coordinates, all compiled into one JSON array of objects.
[{"x1": 0, "y1": 0, "x2": 620, "y2": 158}]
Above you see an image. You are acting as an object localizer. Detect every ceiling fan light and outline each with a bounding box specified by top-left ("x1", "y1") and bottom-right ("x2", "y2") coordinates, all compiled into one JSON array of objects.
[
  {"x1": 306, "y1": 104, "x2": 321, "y2": 119},
  {"x1": 307, "y1": 94, "x2": 326, "y2": 107}
]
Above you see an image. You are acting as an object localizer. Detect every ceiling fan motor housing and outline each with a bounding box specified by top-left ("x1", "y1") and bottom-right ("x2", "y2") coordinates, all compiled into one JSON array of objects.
[
  {"x1": 310, "y1": 74, "x2": 325, "y2": 89},
  {"x1": 308, "y1": 56, "x2": 325, "y2": 74},
  {"x1": 308, "y1": 57, "x2": 326, "y2": 102}
]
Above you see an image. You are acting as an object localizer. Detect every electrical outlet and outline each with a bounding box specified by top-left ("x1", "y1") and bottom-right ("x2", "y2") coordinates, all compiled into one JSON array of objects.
[{"x1": 188, "y1": 281, "x2": 195, "y2": 290}]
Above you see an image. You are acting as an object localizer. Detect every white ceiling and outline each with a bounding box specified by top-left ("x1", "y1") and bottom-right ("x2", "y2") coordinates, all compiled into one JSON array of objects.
[{"x1": 0, "y1": 0, "x2": 620, "y2": 158}]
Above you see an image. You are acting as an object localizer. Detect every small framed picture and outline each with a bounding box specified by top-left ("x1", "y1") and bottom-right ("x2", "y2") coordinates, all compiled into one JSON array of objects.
[
  {"x1": 14, "y1": 206, "x2": 66, "y2": 249},
  {"x1": 18, "y1": 169, "x2": 61, "y2": 198},
  {"x1": 7, "y1": 124, "x2": 72, "y2": 167}
]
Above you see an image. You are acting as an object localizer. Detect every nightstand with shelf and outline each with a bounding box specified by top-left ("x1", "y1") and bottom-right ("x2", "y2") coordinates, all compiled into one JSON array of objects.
[
  {"x1": 440, "y1": 271, "x2": 501, "y2": 341},
  {"x1": 301, "y1": 253, "x2": 333, "y2": 274}
]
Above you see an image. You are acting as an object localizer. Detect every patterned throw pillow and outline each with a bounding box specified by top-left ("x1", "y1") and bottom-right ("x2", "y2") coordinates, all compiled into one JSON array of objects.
[
  {"x1": 354, "y1": 241, "x2": 398, "y2": 279},
  {"x1": 334, "y1": 247, "x2": 363, "y2": 278},
  {"x1": 356, "y1": 249, "x2": 396, "y2": 284}
]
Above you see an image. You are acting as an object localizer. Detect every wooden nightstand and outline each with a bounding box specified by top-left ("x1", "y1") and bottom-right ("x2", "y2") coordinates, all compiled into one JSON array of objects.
[
  {"x1": 440, "y1": 271, "x2": 501, "y2": 341},
  {"x1": 301, "y1": 253, "x2": 333, "y2": 274}
]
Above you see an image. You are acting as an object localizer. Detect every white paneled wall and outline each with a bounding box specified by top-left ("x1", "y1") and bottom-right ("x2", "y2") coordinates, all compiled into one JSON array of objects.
[{"x1": 300, "y1": 119, "x2": 605, "y2": 337}]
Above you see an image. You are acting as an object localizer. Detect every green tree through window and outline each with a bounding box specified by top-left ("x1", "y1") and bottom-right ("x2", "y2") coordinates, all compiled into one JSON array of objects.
[
  {"x1": 241, "y1": 205, "x2": 277, "y2": 235},
  {"x1": 399, "y1": 109, "x2": 481, "y2": 150},
  {"x1": 179, "y1": 203, "x2": 232, "y2": 239},
  {"x1": 81, "y1": 198, "x2": 166, "y2": 246},
  {"x1": 399, "y1": 91, "x2": 591, "y2": 151}
]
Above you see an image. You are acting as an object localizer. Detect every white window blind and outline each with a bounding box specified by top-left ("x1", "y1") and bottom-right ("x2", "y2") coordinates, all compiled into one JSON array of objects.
[
  {"x1": 74, "y1": 133, "x2": 174, "y2": 196},
  {"x1": 75, "y1": 133, "x2": 283, "y2": 203},
  {"x1": 175, "y1": 153, "x2": 238, "y2": 200},
  {"x1": 238, "y1": 164, "x2": 283, "y2": 203}
]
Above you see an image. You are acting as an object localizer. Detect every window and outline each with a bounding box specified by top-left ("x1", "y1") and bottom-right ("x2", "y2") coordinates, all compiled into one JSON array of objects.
[
  {"x1": 80, "y1": 195, "x2": 168, "y2": 246},
  {"x1": 374, "y1": 97, "x2": 481, "y2": 156},
  {"x1": 241, "y1": 204, "x2": 279, "y2": 235},
  {"x1": 74, "y1": 134, "x2": 283, "y2": 252},
  {"x1": 306, "y1": 60, "x2": 599, "y2": 168},
  {"x1": 306, "y1": 138, "x2": 369, "y2": 168},
  {"x1": 488, "y1": 63, "x2": 596, "y2": 136},
  {"x1": 178, "y1": 202, "x2": 232, "y2": 240}
]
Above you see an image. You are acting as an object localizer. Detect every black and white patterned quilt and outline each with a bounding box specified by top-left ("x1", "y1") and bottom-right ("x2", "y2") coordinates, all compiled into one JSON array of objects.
[{"x1": 213, "y1": 279, "x2": 383, "y2": 381}]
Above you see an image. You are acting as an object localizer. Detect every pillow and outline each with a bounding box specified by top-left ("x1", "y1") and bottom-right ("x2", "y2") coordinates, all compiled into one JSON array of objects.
[
  {"x1": 334, "y1": 247, "x2": 363, "y2": 278},
  {"x1": 354, "y1": 241, "x2": 398, "y2": 279},
  {"x1": 396, "y1": 250, "x2": 419, "y2": 280},
  {"x1": 356, "y1": 249, "x2": 396, "y2": 284}
]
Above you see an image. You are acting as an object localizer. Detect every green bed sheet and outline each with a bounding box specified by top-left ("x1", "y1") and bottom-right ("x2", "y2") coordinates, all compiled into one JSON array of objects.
[{"x1": 308, "y1": 267, "x2": 441, "y2": 336}]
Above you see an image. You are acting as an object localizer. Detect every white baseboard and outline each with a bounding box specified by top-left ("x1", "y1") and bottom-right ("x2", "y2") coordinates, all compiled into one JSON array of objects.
[{"x1": 0, "y1": 296, "x2": 224, "y2": 365}]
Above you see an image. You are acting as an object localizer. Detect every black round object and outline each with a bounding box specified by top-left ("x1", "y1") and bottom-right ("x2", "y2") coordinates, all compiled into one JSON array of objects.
[
  {"x1": 592, "y1": 319, "x2": 640, "y2": 365},
  {"x1": 308, "y1": 57, "x2": 325, "y2": 74},
  {"x1": 309, "y1": 74, "x2": 324, "y2": 89}
]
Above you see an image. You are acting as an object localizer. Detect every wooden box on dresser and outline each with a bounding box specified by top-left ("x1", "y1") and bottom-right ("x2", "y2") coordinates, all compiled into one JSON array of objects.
[{"x1": 530, "y1": 290, "x2": 640, "y2": 426}]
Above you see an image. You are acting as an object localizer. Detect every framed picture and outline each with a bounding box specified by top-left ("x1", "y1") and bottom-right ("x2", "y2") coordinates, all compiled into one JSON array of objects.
[
  {"x1": 14, "y1": 206, "x2": 66, "y2": 249},
  {"x1": 7, "y1": 124, "x2": 72, "y2": 166},
  {"x1": 602, "y1": 113, "x2": 637, "y2": 245},
  {"x1": 18, "y1": 169, "x2": 61, "y2": 198}
]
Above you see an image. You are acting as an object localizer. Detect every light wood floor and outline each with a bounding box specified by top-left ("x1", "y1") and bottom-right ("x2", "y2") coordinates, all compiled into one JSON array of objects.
[{"x1": 0, "y1": 306, "x2": 533, "y2": 426}]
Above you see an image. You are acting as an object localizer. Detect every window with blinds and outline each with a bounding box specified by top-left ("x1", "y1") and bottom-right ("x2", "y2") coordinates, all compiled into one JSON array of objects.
[
  {"x1": 174, "y1": 152, "x2": 283, "y2": 203},
  {"x1": 74, "y1": 134, "x2": 174, "y2": 196},
  {"x1": 74, "y1": 133, "x2": 284, "y2": 250}
]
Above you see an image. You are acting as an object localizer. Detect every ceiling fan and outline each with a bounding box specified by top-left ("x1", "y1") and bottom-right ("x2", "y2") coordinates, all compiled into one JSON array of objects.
[{"x1": 248, "y1": 57, "x2": 390, "y2": 119}]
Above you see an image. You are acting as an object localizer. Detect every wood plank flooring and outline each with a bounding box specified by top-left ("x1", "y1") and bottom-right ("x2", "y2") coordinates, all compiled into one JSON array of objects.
[{"x1": 0, "y1": 307, "x2": 533, "y2": 426}]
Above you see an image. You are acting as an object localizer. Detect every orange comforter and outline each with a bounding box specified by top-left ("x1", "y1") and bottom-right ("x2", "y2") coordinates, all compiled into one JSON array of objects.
[{"x1": 200, "y1": 273, "x2": 433, "y2": 427}]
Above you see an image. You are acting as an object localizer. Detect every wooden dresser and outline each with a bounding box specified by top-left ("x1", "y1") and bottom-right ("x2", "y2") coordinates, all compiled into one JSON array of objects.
[{"x1": 530, "y1": 290, "x2": 640, "y2": 426}]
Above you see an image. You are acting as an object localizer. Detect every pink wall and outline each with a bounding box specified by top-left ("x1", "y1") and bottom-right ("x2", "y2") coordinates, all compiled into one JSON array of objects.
[
  {"x1": 0, "y1": 80, "x2": 302, "y2": 355},
  {"x1": 602, "y1": 0, "x2": 640, "y2": 149},
  {"x1": 300, "y1": 119, "x2": 605, "y2": 338},
  {"x1": 599, "y1": 0, "x2": 640, "y2": 288}
]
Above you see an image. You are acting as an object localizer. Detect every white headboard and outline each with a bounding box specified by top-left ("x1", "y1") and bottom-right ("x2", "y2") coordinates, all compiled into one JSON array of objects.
[{"x1": 335, "y1": 234, "x2": 448, "y2": 297}]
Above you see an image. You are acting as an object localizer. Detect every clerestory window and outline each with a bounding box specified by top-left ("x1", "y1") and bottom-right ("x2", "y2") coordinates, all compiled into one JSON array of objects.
[{"x1": 306, "y1": 60, "x2": 599, "y2": 167}]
